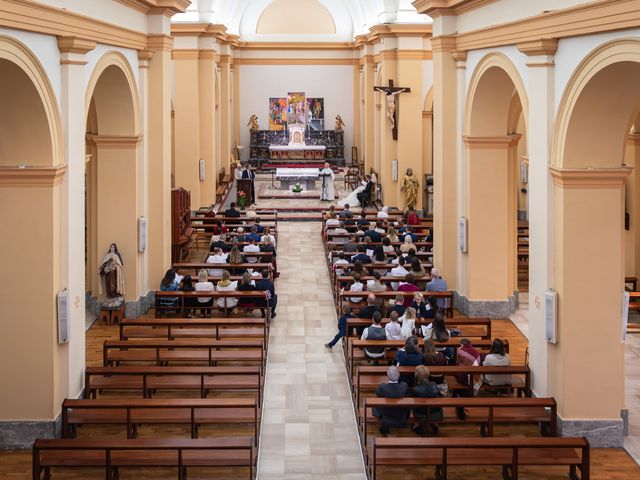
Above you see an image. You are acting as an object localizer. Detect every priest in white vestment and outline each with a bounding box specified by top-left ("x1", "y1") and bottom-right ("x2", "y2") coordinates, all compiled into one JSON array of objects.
[{"x1": 319, "y1": 162, "x2": 335, "y2": 201}]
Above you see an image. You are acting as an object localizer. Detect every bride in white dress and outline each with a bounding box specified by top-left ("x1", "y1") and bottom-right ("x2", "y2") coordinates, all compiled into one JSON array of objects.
[{"x1": 338, "y1": 172, "x2": 377, "y2": 208}]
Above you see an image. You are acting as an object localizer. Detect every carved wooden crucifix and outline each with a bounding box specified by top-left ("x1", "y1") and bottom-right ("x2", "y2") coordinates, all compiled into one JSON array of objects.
[{"x1": 373, "y1": 79, "x2": 411, "y2": 141}]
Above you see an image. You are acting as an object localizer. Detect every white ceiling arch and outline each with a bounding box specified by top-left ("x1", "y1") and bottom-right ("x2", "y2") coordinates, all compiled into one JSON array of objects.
[{"x1": 173, "y1": 0, "x2": 429, "y2": 39}]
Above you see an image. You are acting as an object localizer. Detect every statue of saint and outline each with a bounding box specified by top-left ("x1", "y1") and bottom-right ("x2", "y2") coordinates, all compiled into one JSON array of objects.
[
  {"x1": 99, "y1": 243, "x2": 125, "y2": 300},
  {"x1": 335, "y1": 115, "x2": 345, "y2": 131},
  {"x1": 247, "y1": 115, "x2": 259, "y2": 130},
  {"x1": 400, "y1": 168, "x2": 419, "y2": 211}
]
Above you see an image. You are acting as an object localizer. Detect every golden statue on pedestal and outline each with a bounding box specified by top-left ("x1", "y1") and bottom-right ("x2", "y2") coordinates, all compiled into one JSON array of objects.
[
  {"x1": 335, "y1": 115, "x2": 345, "y2": 131},
  {"x1": 247, "y1": 115, "x2": 259, "y2": 130}
]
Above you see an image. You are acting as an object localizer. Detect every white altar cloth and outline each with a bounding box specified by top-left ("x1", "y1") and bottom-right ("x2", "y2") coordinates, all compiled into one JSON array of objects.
[
  {"x1": 276, "y1": 168, "x2": 320, "y2": 179},
  {"x1": 269, "y1": 145, "x2": 326, "y2": 152}
]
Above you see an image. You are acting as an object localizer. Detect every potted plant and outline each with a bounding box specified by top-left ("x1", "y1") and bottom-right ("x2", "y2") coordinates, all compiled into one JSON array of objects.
[
  {"x1": 292, "y1": 182, "x2": 303, "y2": 194},
  {"x1": 237, "y1": 190, "x2": 247, "y2": 209}
]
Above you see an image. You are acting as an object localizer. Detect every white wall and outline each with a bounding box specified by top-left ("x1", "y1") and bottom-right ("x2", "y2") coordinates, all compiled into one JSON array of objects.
[{"x1": 238, "y1": 64, "x2": 355, "y2": 164}]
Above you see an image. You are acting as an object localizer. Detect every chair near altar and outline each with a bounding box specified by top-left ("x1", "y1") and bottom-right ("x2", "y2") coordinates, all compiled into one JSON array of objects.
[{"x1": 345, "y1": 146, "x2": 362, "y2": 190}]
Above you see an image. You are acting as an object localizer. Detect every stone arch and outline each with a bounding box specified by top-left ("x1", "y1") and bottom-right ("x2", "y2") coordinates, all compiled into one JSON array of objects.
[{"x1": 0, "y1": 35, "x2": 63, "y2": 167}]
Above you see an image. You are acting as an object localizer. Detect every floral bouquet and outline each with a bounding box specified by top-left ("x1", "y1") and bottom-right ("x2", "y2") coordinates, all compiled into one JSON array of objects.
[
  {"x1": 292, "y1": 182, "x2": 303, "y2": 193},
  {"x1": 237, "y1": 190, "x2": 247, "y2": 208}
]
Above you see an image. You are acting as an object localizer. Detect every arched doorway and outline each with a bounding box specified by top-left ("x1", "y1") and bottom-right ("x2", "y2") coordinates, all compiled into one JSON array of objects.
[
  {"x1": 85, "y1": 53, "x2": 142, "y2": 316},
  {"x1": 550, "y1": 39, "x2": 640, "y2": 442},
  {"x1": 0, "y1": 36, "x2": 66, "y2": 430},
  {"x1": 462, "y1": 54, "x2": 528, "y2": 317}
]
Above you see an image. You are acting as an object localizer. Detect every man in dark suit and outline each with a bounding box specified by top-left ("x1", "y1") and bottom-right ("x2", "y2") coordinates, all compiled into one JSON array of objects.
[
  {"x1": 210, "y1": 234, "x2": 230, "y2": 253},
  {"x1": 363, "y1": 225, "x2": 382, "y2": 243},
  {"x1": 357, "y1": 175, "x2": 375, "y2": 207},
  {"x1": 255, "y1": 270, "x2": 277, "y2": 319},
  {"x1": 351, "y1": 245, "x2": 372, "y2": 265},
  {"x1": 360, "y1": 295, "x2": 381, "y2": 319},
  {"x1": 241, "y1": 165, "x2": 256, "y2": 205},
  {"x1": 225, "y1": 202, "x2": 241, "y2": 218},
  {"x1": 373, "y1": 366, "x2": 409, "y2": 435},
  {"x1": 342, "y1": 234, "x2": 358, "y2": 255}
]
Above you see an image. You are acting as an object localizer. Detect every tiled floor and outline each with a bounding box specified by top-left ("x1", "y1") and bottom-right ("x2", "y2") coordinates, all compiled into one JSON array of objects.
[{"x1": 256, "y1": 221, "x2": 367, "y2": 480}]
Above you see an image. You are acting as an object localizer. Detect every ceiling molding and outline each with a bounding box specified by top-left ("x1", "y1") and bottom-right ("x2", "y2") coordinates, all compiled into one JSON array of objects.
[
  {"x1": 114, "y1": 0, "x2": 190, "y2": 16},
  {"x1": 0, "y1": 165, "x2": 67, "y2": 187}
]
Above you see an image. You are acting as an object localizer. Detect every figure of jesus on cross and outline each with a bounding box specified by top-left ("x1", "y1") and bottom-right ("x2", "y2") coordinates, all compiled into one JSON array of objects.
[{"x1": 374, "y1": 80, "x2": 411, "y2": 140}]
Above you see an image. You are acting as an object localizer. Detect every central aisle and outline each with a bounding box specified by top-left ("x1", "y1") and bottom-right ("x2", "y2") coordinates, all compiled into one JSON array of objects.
[{"x1": 257, "y1": 222, "x2": 366, "y2": 479}]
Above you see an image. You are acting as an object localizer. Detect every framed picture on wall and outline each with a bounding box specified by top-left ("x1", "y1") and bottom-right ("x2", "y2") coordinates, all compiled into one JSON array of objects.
[
  {"x1": 269, "y1": 97, "x2": 287, "y2": 130},
  {"x1": 306, "y1": 97, "x2": 324, "y2": 131}
]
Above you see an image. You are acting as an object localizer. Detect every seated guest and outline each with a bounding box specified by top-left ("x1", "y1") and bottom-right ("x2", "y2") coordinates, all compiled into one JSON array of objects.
[
  {"x1": 247, "y1": 226, "x2": 262, "y2": 243},
  {"x1": 399, "y1": 307, "x2": 417, "y2": 340},
  {"x1": 211, "y1": 219, "x2": 228, "y2": 236},
  {"x1": 424, "y1": 296, "x2": 439, "y2": 319},
  {"x1": 398, "y1": 274, "x2": 420, "y2": 306},
  {"x1": 388, "y1": 256, "x2": 409, "y2": 290},
  {"x1": 357, "y1": 211, "x2": 370, "y2": 227},
  {"x1": 411, "y1": 292, "x2": 429, "y2": 318},
  {"x1": 402, "y1": 226, "x2": 418, "y2": 243},
  {"x1": 235, "y1": 226, "x2": 247, "y2": 243},
  {"x1": 406, "y1": 209, "x2": 420, "y2": 225},
  {"x1": 348, "y1": 273, "x2": 365, "y2": 303},
  {"x1": 386, "y1": 226, "x2": 400, "y2": 243},
  {"x1": 194, "y1": 268, "x2": 214, "y2": 317},
  {"x1": 203, "y1": 207, "x2": 216, "y2": 234},
  {"x1": 374, "y1": 220, "x2": 385, "y2": 235},
  {"x1": 254, "y1": 217, "x2": 265, "y2": 234},
  {"x1": 411, "y1": 365, "x2": 443, "y2": 435},
  {"x1": 409, "y1": 257, "x2": 427, "y2": 280},
  {"x1": 395, "y1": 218, "x2": 406, "y2": 234},
  {"x1": 400, "y1": 235, "x2": 416, "y2": 253},
  {"x1": 225, "y1": 202, "x2": 241, "y2": 218},
  {"x1": 371, "y1": 246, "x2": 388, "y2": 275},
  {"x1": 334, "y1": 221, "x2": 349, "y2": 236},
  {"x1": 422, "y1": 312, "x2": 450, "y2": 342},
  {"x1": 325, "y1": 212, "x2": 340, "y2": 235},
  {"x1": 377, "y1": 206, "x2": 389, "y2": 219},
  {"x1": 360, "y1": 293, "x2": 381, "y2": 319},
  {"x1": 424, "y1": 339, "x2": 448, "y2": 384},
  {"x1": 210, "y1": 233, "x2": 230, "y2": 253},
  {"x1": 352, "y1": 245, "x2": 372, "y2": 265},
  {"x1": 366, "y1": 271, "x2": 387, "y2": 294},
  {"x1": 237, "y1": 272, "x2": 257, "y2": 308},
  {"x1": 215, "y1": 270, "x2": 238, "y2": 309},
  {"x1": 342, "y1": 233, "x2": 358, "y2": 254},
  {"x1": 361, "y1": 311, "x2": 388, "y2": 360},
  {"x1": 382, "y1": 236, "x2": 395, "y2": 255},
  {"x1": 404, "y1": 248, "x2": 418, "y2": 265},
  {"x1": 325, "y1": 305, "x2": 353, "y2": 349},
  {"x1": 206, "y1": 247, "x2": 227, "y2": 277},
  {"x1": 385, "y1": 311, "x2": 403, "y2": 340},
  {"x1": 255, "y1": 269, "x2": 277, "y2": 319},
  {"x1": 245, "y1": 205, "x2": 257, "y2": 219},
  {"x1": 373, "y1": 366, "x2": 409, "y2": 435},
  {"x1": 333, "y1": 252, "x2": 350, "y2": 277},
  {"x1": 339, "y1": 203, "x2": 354, "y2": 220},
  {"x1": 180, "y1": 274, "x2": 196, "y2": 318},
  {"x1": 243, "y1": 238, "x2": 261, "y2": 264},
  {"x1": 455, "y1": 338, "x2": 481, "y2": 388},
  {"x1": 228, "y1": 246, "x2": 246, "y2": 275},
  {"x1": 159, "y1": 268, "x2": 179, "y2": 310},
  {"x1": 261, "y1": 226, "x2": 276, "y2": 247},
  {"x1": 364, "y1": 225, "x2": 382, "y2": 243},
  {"x1": 426, "y1": 268, "x2": 449, "y2": 310},
  {"x1": 387, "y1": 294, "x2": 406, "y2": 317},
  {"x1": 397, "y1": 335, "x2": 424, "y2": 386},
  {"x1": 260, "y1": 235, "x2": 277, "y2": 274},
  {"x1": 424, "y1": 227, "x2": 433, "y2": 243},
  {"x1": 324, "y1": 205, "x2": 336, "y2": 219},
  {"x1": 357, "y1": 175, "x2": 374, "y2": 207},
  {"x1": 347, "y1": 260, "x2": 366, "y2": 278},
  {"x1": 482, "y1": 338, "x2": 512, "y2": 386}
]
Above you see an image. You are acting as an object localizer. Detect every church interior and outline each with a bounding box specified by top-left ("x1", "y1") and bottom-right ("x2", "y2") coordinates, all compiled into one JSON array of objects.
[{"x1": 2, "y1": 0, "x2": 640, "y2": 478}]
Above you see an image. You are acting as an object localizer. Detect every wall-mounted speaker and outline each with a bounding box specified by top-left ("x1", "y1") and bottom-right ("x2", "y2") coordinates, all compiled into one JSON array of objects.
[
  {"x1": 138, "y1": 217, "x2": 147, "y2": 253},
  {"x1": 545, "y1": 289, "x2": 557, "y2": 344},
  {"x1": 57, "y1": 289, "x2": 70, "y2": 344},
  {"x1": 458, "y1": 217, "x2": 468, "y2": 253},
  {"x1": 622, "y1": 291, "x2": 630, "y2": 343},
  {"x1": 199, "y1": 159, "x2": 205, "y2": 181}
]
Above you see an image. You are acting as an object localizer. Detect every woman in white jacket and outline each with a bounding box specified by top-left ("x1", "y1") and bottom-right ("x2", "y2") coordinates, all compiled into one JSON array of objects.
[
  {"x1": 216, "y1": 270, "x2": 238, "y2": 309},
  {"x1": 399, "y1": 307, "x2": 417, "y2": 340}
]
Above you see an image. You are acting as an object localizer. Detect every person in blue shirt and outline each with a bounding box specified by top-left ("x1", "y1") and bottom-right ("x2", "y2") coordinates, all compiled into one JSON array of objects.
[
  {"x1": 364, "y1": 225, "x2": 382, "y2": 243},
  {"x1": 351, "y1": 245, "x2": 372, "y2": 265},
  {"x1": 401, "y1": 226, "x2": 418, "y2": 243},
  {"x1": 357, "y1": 211, "x2": 370, "y2": 227},
  {"x1": 159, "y1": 268, "x2": 180, "y2": 313},
  {"x1": 254, "y1": 217, "x2": 265, "y2": 234},
  {"x1": 246, "y1": 225, "x2": 262, "y2": 243},
  {"x1": 396, "y1": 335, "x2": 425, "y2": 386},
  {"x1": 325, "y1": 306, "x2": 354, "y2": 349}
]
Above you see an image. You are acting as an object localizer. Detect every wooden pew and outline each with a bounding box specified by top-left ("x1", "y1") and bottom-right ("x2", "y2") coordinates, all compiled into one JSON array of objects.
[
  {"x1": 334, "y1": 274, "x2": 433, "y2": 298},
  {"x1": 154, "y1": 291, "x2": 270, "y2": 318},
  {"x1": 347, "y1": 338, "x2": 497, "y2": 381},
  {"x1": 119, "y1": 317, "x2": 268, "y2": 343},
  {"x1": 354, "y1": 365, "x2": 530, "y2": 407},
  {"x1": 61, "y1": 397, "x2": 260, "y2": 444},
  {"x1": 32, "y1": 437, "x2": 255, "y2": 480},
  {"x1": 361, "y1": 397, "x2": 557, "y2": 446},
  {"x1": 103, "y1": 339, "x2": 265, "y2": 373},
  {"x1": 173, "y1": 262, "x2": 273, "y2": 276},
  {"x1": 339, "y1": 291, "x2": 453, "y2": 317},
  {"x1": 367, "y1": 436, "x2": 590, "y2": 480},
  {"x1": 345, "y1": 317, "x2": 492, "y2": 340},
  {"x1": 84, "y1": 365, "x2": 263, "y2": 405}
]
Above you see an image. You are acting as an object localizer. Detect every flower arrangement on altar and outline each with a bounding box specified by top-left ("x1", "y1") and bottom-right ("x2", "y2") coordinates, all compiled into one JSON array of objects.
[
  {"x1": 237, "y1": 190, "x2": 247, "y2": 208},
  {"x1": 292, "y1": 182, "x2": 303, "y2": 193}
]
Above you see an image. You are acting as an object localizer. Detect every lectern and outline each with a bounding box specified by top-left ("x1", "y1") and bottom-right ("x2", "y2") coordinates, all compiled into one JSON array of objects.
[{"x1": 237, "y1": 179, "x2": 255, "y2": 205}]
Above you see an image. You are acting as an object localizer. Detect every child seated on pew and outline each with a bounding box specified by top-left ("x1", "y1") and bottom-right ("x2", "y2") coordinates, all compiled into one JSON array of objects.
[
  {"x1": 348, "y1": 273, "x2": 364, "y2": 303},
  {"x1": 385, "y1": 311, "x2": 402, "y2": 340}
]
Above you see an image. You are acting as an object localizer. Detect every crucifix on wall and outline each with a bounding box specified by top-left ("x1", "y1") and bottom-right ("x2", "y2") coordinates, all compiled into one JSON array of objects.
[{"x1": 374, "y1": 80, "x2": 411, "y2": 141}]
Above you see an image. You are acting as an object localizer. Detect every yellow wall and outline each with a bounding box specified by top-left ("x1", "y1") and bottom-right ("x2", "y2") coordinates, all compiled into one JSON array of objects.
[{"x1": 257, "y1": 0, "x2": 336, "y2": 34}]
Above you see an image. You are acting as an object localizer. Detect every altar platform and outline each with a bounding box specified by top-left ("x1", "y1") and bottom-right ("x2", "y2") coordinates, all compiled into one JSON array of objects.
[
  {"x1": 269, "y1": 145, "x2": 326, "y2": 161},
  {"x1": 275, "y1": 167, "x2": 320, "y2": 190}
]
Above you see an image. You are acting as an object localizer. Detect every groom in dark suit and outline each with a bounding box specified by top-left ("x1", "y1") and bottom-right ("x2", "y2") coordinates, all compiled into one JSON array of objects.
[{"x1": 357, "y1": 175, "x2": 374, "y2": 207}]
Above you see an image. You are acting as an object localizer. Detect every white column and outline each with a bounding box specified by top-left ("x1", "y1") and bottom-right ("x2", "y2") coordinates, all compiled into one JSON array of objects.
[
  {"x1": 58, "y1": 37, "x2": 96, "y2": 398},
  {"x1": 453, "y1": 51, "x2": 468, "y2": 295},
  {"x1": 518, "y1": 39, "x2": 558, "y2": 396},
  {"x1": 137, "y1": 50, "x2": 152, "y2": 295}
]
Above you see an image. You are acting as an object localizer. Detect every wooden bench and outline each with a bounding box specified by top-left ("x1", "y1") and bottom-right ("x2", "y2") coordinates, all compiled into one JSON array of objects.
[
  {"x1": 354, "y1": 365, "x2": 530, "y2": 407},
  {"x1": 61, "y1": 397, "x2": 260, "y2": 444},
  {"x1": 173, "y1": 262, "x2": 273, "y2": 276},
  {"x1": 348, "y1": 338, "x2": 497, "y2": 381},
  {"x1": 103, "y1": 339, "x2": 265, "y2": 373},
  {"x1": 154, "y1": 291, "x2": 270, "y2": 318},
  {"x1": 84, "y1": 365, "x2": 263, "y2": 405},
  {"x1": 33, "y1": 437, "x2": 255, "y2": 480},
  {"x1": 368, "y1": 436, "x2": 590, "y2": 480},
  {"x1": 119, "y1": 317, "x2": 268, "y2": 343},
  {"x1": 361, "y1": 397, "x2": 557, "y2": 446},
  {"x1": 345, "y1": 317, "x2": 492, "y2": 340},
  {"x1": 339, "y1": 291, "x2": 454, "y2": 317}
]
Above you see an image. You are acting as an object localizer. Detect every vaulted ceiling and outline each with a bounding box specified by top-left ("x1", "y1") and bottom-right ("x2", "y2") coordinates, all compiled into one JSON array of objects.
[{"x1": 172, "y1": 0, "x2": 429, "y2": 40}]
